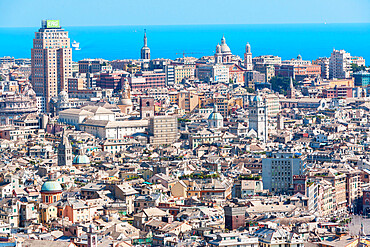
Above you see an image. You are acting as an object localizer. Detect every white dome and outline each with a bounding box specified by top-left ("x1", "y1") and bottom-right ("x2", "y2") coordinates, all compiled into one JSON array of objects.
[
  {"x1": 118, "y1": 98, "x2": 133, "y2": 106},
  {"x1": 220, "y1": 36, "x2": 231, "y2": 54},
  {"x1": 221, "y1": 44, "x2": 231, "y2": 53},
  {"x1": 58, "y1": 91, "x2": 69, "y2": 103}
]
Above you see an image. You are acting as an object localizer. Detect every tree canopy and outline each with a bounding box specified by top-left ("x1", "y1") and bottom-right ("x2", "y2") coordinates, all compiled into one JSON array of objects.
[
  {"x1": 351, "y1": 63, "x2": 366, "y2": 73},
  {"x1": 270, "y1": 76, "x2": 296, "y2": 95}
]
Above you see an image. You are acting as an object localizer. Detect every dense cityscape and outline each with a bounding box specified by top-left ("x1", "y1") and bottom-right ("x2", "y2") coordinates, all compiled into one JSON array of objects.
[{"x1": 0, "y1": 19, "x2": 369, "y2": 246}]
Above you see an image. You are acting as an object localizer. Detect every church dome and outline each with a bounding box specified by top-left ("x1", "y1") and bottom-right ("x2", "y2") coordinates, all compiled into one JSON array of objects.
[
  {"x1": 208, "y1": 111, "x2": 224, "y2": 121},
  {"x1": 118, "y1": 98, "x2": 133, "y2": 106},
  {"x1": 221, "y1": 44, "x2": 231, "y2": 53},
  {"x1": 58, "y1": 91, "x2": 69, "y2": 103},
  {"x1": 41, "y1": 180, "x2": 63, "y2": 193},
  {"x1": 73, "y1": 154, "x2": 90, "y2": 165},
  {"x1": 220, "y1": 36, "x2": 231, "y2": 54}
]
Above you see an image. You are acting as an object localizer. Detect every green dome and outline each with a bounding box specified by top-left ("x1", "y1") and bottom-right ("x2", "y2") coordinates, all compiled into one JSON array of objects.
[
  {"x1": 208, "y1": 112, "x2": 223, "y2": 121},
  {"x1": 73, "y1": 154, "x2": 90, "y2": 165},
  {"x1": 41, "y1": 181, "x2": 62, "y2": 192}
]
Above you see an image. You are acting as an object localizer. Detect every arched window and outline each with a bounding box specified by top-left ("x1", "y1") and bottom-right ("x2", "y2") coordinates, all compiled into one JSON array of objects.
[
  {"x1": 297, "y1": 184, "x2": 302, "y2": 191},
  {"x1": 146, "y1": 101, "x2": 150, "y2": 107}
]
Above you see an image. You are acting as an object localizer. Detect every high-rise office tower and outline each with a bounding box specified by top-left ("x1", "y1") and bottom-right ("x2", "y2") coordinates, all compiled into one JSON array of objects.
[{"x1": 31, "y1": 20, "x2": 72, "y2": 112}]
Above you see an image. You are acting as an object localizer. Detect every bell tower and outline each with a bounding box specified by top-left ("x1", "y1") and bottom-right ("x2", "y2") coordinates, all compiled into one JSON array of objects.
[
  {"x1": 87, "y1": 224, "x2": 97, "y2": 247},
  {"x1": 141, "y1": 29, "x2": 151, "y2": 60},
  {"x1": 58, "y1": 128, "x2": 72, "y2": 167},
  {"x1": 248, "y1": 95, "x2": 268, "y2": 142},
  {"x1": 244, "y1": 43, "x2": 253, "y2": 71}
]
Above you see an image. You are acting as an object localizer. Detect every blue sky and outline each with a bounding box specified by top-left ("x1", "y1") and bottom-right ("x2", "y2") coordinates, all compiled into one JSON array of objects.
[{"x1": 1, "y1": 0, "x2": 369, "y2": 27}]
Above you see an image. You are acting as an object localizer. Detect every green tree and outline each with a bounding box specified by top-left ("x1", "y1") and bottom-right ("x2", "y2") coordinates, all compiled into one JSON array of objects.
[
  {"x1": 245, "y1": 87, "x2": 255, "y2": 93},
  {"x1": 351, "y1": 63, "x2": 366, "y2": 73},
  {"x1": 270, "y1": 76, "x2": 296, "y2": 95}
]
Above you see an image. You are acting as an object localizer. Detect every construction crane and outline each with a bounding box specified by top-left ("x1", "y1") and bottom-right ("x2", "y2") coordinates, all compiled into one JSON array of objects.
[{"x1": 175, "y1": 51, "x2": 202, "y2": 58}]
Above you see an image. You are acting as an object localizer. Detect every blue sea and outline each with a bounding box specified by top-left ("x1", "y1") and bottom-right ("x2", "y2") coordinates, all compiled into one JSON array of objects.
[{"x1": 0, "y1": 23, "x2": 369, "y2": 64}]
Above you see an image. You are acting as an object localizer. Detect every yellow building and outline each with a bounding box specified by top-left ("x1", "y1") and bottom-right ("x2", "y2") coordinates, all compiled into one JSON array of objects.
[
  {"x1": 316, "y1": 78, "x2": 355, "y2": 89},
  {"x1": 174, "y1": 65, "x2": 195, "y2": 84},
  {"x1": 39, "y1": 204, "x2": 58, "y2": 224},
  {"x1": 171, "y1": 180, "x2": 188, "y2": 198},
  {"x1": 178, "y1": 90, "x2": 199, "y2": 113},
  {"x1": 169, "y1": 91, "x2": 179, "y2": 105},
  {"x1": 123, "y1": 64, "x2": 141, "y2": 74}
]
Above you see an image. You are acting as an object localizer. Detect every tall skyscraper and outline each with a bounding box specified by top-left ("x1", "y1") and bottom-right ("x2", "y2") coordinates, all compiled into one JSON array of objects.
[
  {"x1": 31, "y1": 20, "x2": 72, "y2": 112},
  {"x1": 244, "y1": 43, "x2": 253, "y2": 71},
  {"x1": 141, "y1": 30, "x2": 151, "y2": 60},
  {"x1": 329, "y1": 49, "x2": 351, "y2": 79}
]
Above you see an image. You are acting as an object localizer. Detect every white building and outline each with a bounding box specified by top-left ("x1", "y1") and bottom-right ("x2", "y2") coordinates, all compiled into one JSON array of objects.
[
  {"x1": 209, "y1": 233, "x2": 259, "y2": 247},
  {"x1": 282, "y1": 54, "x2": 311, "y2": 66},
  {"x1": 80, "y1": 119, "x2": 148, "y2": 139},
  {"x1": 36, "y1": 96, "x2": 46, "y2": 113},
  {"x1": 58, "y1": 106, "x2": 116, "y2": 129},
  {"x1": 254, "y1": 227, "x2": 305, "y2": 247},
  {"x1": 197, "y1": 64, "x2": 229, "y2": 84},
  {"x1": 329, "y1": 49, "x2": 351, "y2": 79}
]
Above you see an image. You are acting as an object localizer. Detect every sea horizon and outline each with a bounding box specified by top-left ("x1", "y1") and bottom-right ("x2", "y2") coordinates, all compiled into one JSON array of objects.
[
  {"x1": 2, "y1": 22, "x2": 370, "y2": 28},
  {"x1": 1, "y1": 23, "x2": 369, "y2": 64}
]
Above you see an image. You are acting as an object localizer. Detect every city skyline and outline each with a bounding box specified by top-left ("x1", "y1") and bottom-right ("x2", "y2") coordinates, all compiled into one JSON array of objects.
[
  {"x1": 1, "y1": 0, "x2": 370, "y2": 27},
  {"x1": 0, "y1": 1, "x2": 370, "y2": 245}
]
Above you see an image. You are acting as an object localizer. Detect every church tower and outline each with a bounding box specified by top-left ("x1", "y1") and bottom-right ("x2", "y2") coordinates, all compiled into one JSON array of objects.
[
  {"x1": 287, "y1": 77, "x2": 295, "y2": 99},
  {"x1": 87, "y1": 224, "x2": 97, "y2": 247},
  {"x1": 244, "y1": 43, "x2": 253, "y2": 71},
  {"x1": 214, "y1": 44, "x2": 222, "y2": 64},
  {"x1": 58, "y1": 128, "x2": 72, "y2": 167},
  {"x1": 277, "y1": 113, "x2": 284, "y2": 130},
  {"x1": 141, "y1": 30, "x2": 151, "y2": 60},
  {"x1": 248, "y1": 94, "x2": 268, "y2": 142},
  {"x1": 117, "y1": 79, "x2": 133, "y2": 114}
]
